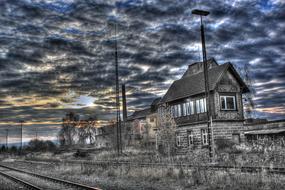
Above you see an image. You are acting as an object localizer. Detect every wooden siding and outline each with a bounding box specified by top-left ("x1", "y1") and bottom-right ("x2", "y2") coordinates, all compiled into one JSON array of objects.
[{"x1": 214, "y1": 70, "x2": 244, "y2": 121}]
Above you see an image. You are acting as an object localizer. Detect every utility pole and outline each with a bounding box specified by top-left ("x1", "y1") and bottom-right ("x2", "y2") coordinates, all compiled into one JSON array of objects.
[
  {"x1": 36, "y1": 127, "x2": 38, "y2": 140},
  {"x1": 192, "y1": 9, "x2": 215, "y2": 160},
  {"x1": 114, "y1": 22, "x2": 122, "y2": 156},
  {"x1": 122, "y1": 84, "x2": 127, "y2": 122},
  {"x1": 20, "y1": 120, "x2": 24, "y2": 151},
  {"x1": 121, "y1": 84, "x2": 127, "y2": 153},
  {"x1": 5, "y1": 129, "x2": 8, "y2": 149}
]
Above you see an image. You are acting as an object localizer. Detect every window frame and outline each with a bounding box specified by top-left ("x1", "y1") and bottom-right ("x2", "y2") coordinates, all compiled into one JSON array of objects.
[
  {"x1": 196, "y1": 99, "x2": 201, "y2": 113},
  {"x1": 177, "y1": 104, "x2": 182, "y2": 117},
  {"x1": 201, "y1": 129, "x2": 208, "y2": 145},
  {"x1": 182, "y1": 103, "x2": 187, "y2": 116},
  {"x1": 196, "y1": 98, "x2": 207, "y2": 114},
  {"x1": 185, "y1": 100, "x2": 195, "y2": 115},
  {"x1": 187, "y1": 130, "x2": 194, "y2": 146},
  {"x1": 176, "y1": 134, "x2": 182, "y2": 147},
  {"x1": 220, "y1": 95, "x2": 237, "y2": 111},
  {"x1": 190, "y1": 100, "x2": 194, "y2": 115}
]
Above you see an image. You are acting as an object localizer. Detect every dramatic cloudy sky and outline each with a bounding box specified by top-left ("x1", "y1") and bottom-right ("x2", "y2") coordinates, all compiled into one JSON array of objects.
[{"x1": 0, "y1": 0, "x2": 284, "y2": 144}]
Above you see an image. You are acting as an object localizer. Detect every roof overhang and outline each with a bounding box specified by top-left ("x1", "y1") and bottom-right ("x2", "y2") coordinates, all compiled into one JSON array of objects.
[{"x1": 244, "y1": 128, "x2": 285, "y2": 135}]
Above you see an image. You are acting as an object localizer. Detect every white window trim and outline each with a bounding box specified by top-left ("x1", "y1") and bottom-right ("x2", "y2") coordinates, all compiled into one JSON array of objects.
[
  {"x1": 190, "y1": 101, "x2": 194, "y2": 115},
  {"x1": 201, "y1": 129, "x2": 208, "y2": 145},
  {"x1": 183, "y1": 103, "x2": 187, "y2": 116},
  {"x1": 177, "y1": 104, "x2": 181, "y2": 117},
  {"x1": 188, "y1": 131, "x2": 194, "y2": 146},
  {"x1": 220, "y1": 95, "x2": 236, "y2": 110},
  {"x1": 176, "y1": 135, "x2": 182, "y2": 147},
  {"x1": 196, "y1": 98, "x2": 207, "y2": 114},
  {"x1": 196, "y1": 99, "x2": 200, "y2": 113}
]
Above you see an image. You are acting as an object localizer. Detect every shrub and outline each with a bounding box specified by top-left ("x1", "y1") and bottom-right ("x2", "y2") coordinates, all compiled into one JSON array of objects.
[
  {"x1": 166, "y1": 167, "x2": 175, "y2": 178},
  {"x1": 73, "y1": 150, "x2": 89, "y2": 158},
  {"x1": 0, "y1": 145, "x2": 7, "y2": 152},
  {"x1": 26, "y1": 139, "x2": 57, "y2": 152},
  {"x1": 10, "y1": 146, "x2": 18, "y2": 152}
]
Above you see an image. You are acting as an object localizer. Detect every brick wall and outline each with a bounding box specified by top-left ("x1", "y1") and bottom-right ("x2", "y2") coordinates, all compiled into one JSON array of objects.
[{"x1": 175, "y1": 121, "x2": 244, "y2": 154}]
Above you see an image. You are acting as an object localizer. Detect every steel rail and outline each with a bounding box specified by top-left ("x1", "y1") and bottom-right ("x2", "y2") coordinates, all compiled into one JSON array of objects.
[
  {"x1": 0, "y1": 170, "x2": 42, "y2": 190},
  {"x1": 0, "y1": 164, "x2": 101, "y2": 190}
]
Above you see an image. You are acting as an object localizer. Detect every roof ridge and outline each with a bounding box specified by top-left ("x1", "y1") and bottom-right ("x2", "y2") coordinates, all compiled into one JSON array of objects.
[
  {"x1": 160, "y1": 62, "x2": 241, "y2": 103},
  {"x1": 177, "y1": 62, "x2": 228, "y2": 82}
]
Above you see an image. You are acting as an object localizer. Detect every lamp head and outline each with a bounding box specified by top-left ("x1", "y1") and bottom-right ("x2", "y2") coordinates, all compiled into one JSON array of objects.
[{"x1": 192, "y1": 9, "x2": 210, "y2": 16}]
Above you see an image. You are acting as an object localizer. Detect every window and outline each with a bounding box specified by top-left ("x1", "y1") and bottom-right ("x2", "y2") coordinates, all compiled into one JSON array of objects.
[
  {"x1": 177, "y1": 104, "x2": 182, "y2": 117},
  {"x1": 185, "y1": 102, "x2": 190, "y2": 115},
  {"x1": 196, "y1": 99, "x2": 200, "y2": 113},
  {"x1": 171, "y1": 105, "x2": 176, "y2": 118},
  {"x1": 196, "y1": 98, "x2": 207, "y2": 114},
  {"x1": 171, "y1": 106, "x2": 175, "y2": 117},
  {"x1": 175, "y1": 105, "x2": 178, "y2": 118},
  {"x1": 185, "y1": 100, "x2": 194, "y2": 115},
  {"x1": 201, "y1": 129, "x2": 208, "y2": 145},
  {"x1": 176, "y1": 134, "x2": 182, "y2": 147},
  {"x1": 188, "y1": 130, "x2": 194, "y2": 146},
  {"x1": 183, "y1": 103, "x2": 187, "y2": 116},
  {"x1": 190, "y1": 101, "x2": 194, "y2": 115},
  {"x1": 171, "y1": 104, "x2": 182, "y2": 118},
  {"x1": 220, "y1": 95, "x2": 236, "y2": 110}
]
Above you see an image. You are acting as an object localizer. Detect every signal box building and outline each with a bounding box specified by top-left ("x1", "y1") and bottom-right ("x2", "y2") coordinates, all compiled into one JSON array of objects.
[{"x1": 158, "y1": 58, "x2": 249, "y2": 153}]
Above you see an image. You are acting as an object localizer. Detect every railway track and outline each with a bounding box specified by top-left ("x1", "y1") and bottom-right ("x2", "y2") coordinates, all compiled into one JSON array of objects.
[
  {"x1": 0, "y1": 164, "x2": 101, "y2": 190},
  {"x1": 0, "y1": 169, "x2": 40, "y2": 190},
  {"x1": 22, "y1": 159, "x2": 285, "y2": 175}
]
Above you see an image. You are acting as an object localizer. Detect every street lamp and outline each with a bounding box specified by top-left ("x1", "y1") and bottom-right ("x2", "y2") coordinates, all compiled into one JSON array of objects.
[
  {"x1": 192, "y1": 9, "x2": 215, "y2": 159},
  {"x1": 112, "y1": 22, "x2": 122, "y2": 156}
]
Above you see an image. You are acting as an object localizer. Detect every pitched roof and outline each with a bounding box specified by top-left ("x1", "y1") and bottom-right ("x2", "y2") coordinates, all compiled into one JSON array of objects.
[
  {"x1": 151, "y1": 97, "x2": 161, "y2": 106},
  {"x1": 182, "y1": 58, "x2": 218, "y2": 78},
  {"x1": 127, "y1": 108, "x2": 151, "y2": 121},
  {"x1": 161, "y1": 61, "x2": 249, "y2": 103}
]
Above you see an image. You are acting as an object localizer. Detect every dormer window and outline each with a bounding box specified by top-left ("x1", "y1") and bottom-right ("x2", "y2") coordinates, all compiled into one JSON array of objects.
[{"x1": 220, "y1": 95, "x2": 236, "y2": 110}]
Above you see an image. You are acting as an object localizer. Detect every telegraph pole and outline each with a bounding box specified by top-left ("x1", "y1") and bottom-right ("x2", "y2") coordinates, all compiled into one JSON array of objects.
[
  {"x1": 192, "y1": 9, "x2": 215, "y2": 159},
  {"x1": 20, "y1": 120, "x2": 24, "y2": 151},
  {"x1": 35, "y1": 127, "x2": 38, "y2": 140},
  {"x1": 114, "y1": 22, "x2": 122, "y2": 155},
  {"x1": 5, "y1": 129, "x2": 8, "y2": 149}
]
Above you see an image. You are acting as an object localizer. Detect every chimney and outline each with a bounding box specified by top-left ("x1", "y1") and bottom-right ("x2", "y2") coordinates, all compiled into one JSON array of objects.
[{"x1": 122, "y1": 84, "x2": 127, "y2": 121}]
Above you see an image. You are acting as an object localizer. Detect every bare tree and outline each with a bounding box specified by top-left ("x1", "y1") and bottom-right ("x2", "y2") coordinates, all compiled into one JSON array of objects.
[
  {"x1": 238, "y1": 63, "x2": 256, "y2": 119},
  {"x1": 59, "y1": 112, "x2": 78, "y2": 146},
  {"x1": 86, "y1": 117, "x2": 97, "y2": 144},
  {"x1": 77, "y1": 126, "x2": 88, "y2": 145},
  {"x1": 77, "y1": 117, "x2": 97, "y2": 145}
]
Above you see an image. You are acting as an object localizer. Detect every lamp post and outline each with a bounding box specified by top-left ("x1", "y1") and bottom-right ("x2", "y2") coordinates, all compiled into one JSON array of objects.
[
  {"x1": 114, "y1": 22, "x2": 122, "y2": 156},
  {"x1": 192, "y1": 9, "x2": 215, "y2": 159}
]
